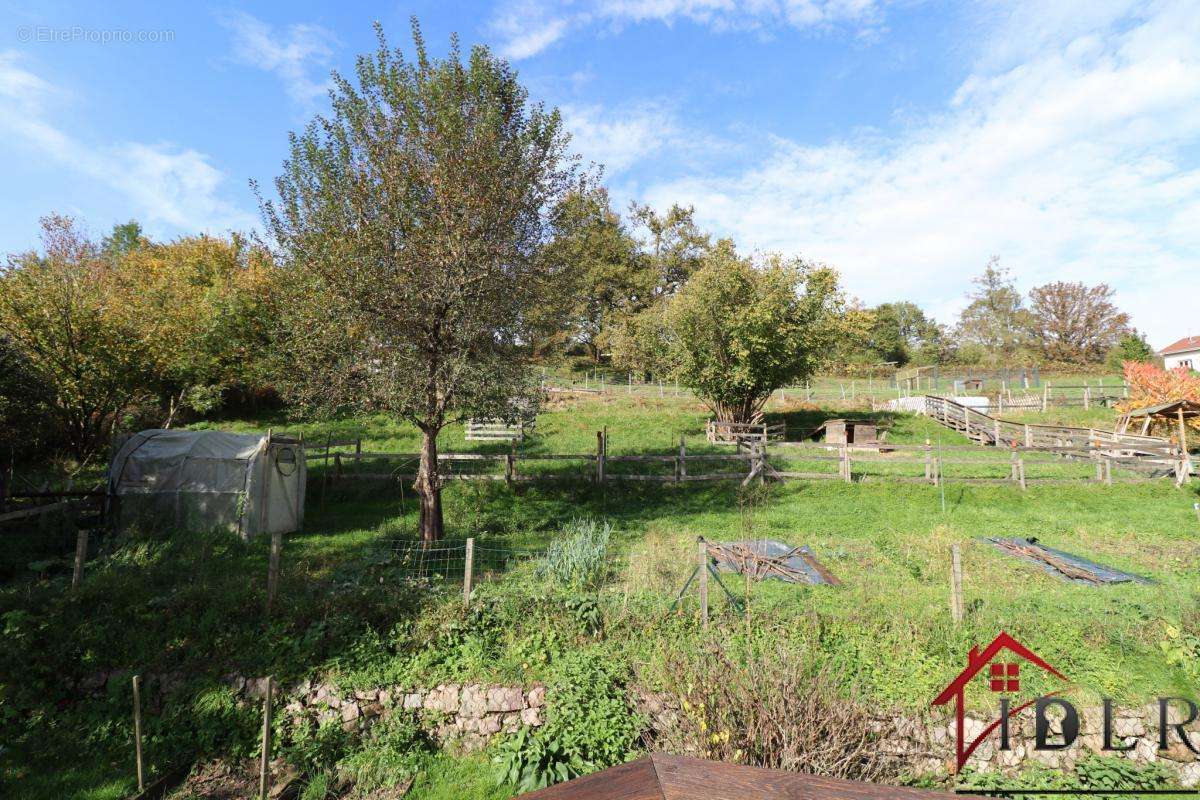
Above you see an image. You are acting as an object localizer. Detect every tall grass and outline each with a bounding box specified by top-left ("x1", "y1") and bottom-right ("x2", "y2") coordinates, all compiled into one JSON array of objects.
[{"x1": 535, "y1": 517, "x2": 612, "y2": 589}]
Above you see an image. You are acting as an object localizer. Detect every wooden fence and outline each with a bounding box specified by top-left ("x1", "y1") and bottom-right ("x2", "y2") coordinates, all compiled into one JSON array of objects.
[
  {"x1": 303, "y1": 429, "x2": 1183, "y2": 490},
  {"x1": 923, "y1": 395, "x2": 1189, "y2": 482},
  {"x1": 705, "y1": 420, "x2": 786, "y2": 445},
  {"x1": 307, "y1": 432, "x2": 762, "y2": 485},
  {"x1": 465, "y1": 419, "x2": 530, "y2": 442}
]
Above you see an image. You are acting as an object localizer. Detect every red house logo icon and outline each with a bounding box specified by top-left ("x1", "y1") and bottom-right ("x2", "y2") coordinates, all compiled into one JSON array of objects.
[{"x1": 931, "y1": 631, "x2": 1069, "y2": 773}]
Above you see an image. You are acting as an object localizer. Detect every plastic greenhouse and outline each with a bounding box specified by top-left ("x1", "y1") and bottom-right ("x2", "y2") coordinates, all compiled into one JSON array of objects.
[{"x1": 107, "y1": 430, "x2": 305, "y2": 539}]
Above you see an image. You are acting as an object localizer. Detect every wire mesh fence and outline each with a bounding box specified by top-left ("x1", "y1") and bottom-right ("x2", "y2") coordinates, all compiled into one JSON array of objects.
[
  {"x1": 0, "y1": 498, "x2": 104, "y2": 582},
  {"x1": 381, "y1": 535, "x2": 545, "y2": 589}
]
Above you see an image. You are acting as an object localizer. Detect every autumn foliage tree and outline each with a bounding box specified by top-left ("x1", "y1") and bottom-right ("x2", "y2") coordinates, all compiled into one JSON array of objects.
[
  {"x1": 116, "y1": 233, "x2": 277, "y2": 425},
  {"x1": 1121, "y1": 361, "x2": 1200, "y2": 438},
  {"x1": 0, "y1": 216, "x2": 152, "y2": 460},
  {"x1": 1028, "y1": 281, "x2": 1129, "y2": 363},
  {"x1": 261, "y1": 23, "x2": 576, "y2": 541}
]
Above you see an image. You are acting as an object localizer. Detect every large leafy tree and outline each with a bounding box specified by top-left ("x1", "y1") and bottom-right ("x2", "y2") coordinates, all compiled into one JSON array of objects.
[
  {"x1": 261, "y1": 23, "x2": 576, "y2": 541},
  {"x1": 955, "y1": 258, "x2": 1032, "y2": 364},
  {"x1": 539, "y1": 186, "x2": 645, "y2": 363},
  {"x1": 616, "y1": 242, "x2": 843, "y2": 423},
  {"x1": 1027, "y1": 281, "x2": 1129, "y2": 364},
  {"x1": 1106, "y1": 331, "x2": 1155, "y2": 372},
  {"x1": 630, "y1": 202, "x2": 711, "y2": 300},
  {"x1": 116, "y1": 232, "x2": 278, "y2": 425},
  {"x1": 0, "y1": 216, "x2": 153, "y2": 460}
]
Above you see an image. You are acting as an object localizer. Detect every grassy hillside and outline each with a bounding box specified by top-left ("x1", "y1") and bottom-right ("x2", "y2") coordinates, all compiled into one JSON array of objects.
[{"x1": 2, "y1": 395, "x2": 1197, "y2": 799}]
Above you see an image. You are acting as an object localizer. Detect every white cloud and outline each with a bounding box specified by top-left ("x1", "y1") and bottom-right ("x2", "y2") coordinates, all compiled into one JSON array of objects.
[
  {"x1": 561, "y1": 103, "x2": 680, "y2": 172},
  {"x1": 634, "y1": 0, "x2": 1200, "y2": 345},
  {"x1": 218, "y1": 11, "x2": 335, "y2": 108},
  {"x1": 490, "y1": 0, "x2": 887, "y2": 59},
  {"x1": 0, "y1": 51, "x2": 255, "y2": 236}
]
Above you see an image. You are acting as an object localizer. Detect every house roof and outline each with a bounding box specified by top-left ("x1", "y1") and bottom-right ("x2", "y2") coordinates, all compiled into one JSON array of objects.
[
  {"x1": 1161, "y1": 336, "x2": 1200, "y2": 355},
  {"x1": 515, "y1": 753, "x2": 987, "y2": 799}
]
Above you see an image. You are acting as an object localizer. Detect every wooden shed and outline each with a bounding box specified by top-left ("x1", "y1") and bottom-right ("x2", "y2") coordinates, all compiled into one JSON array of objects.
[
  {"x1": 1116, "y1": 399, "x2": 1199, "y2": 451},
  {"x1": 817, "y1": 418, "x2": 878, "y2": 446},
  {"x1": 515, "y1": 754, "x2": 982, "y2": 799}
]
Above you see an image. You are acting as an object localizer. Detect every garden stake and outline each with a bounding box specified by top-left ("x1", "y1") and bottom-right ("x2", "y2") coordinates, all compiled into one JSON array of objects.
[
  {"x1": 950, "y1": 544, "x2": 964, "y2": 624},
  {"x1": 133, "y1": 674, "x2": 144, "y2": 792},
  {"x1": 259, "y1": 676, "x2": 274, "y2": 800},
  {"x1": 463, "y1": 537, "x2": 475, "y2": 607}
]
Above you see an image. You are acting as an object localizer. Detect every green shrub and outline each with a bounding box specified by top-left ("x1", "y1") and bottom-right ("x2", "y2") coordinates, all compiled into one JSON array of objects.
[
  {"x1": 958, "y1": 754, "x2": 1178, "y2": 799},
  {"x1": 536, "y1": 518, "x2": 612, "y2": 589},
  {"x1": 492, "y1": 649, "x2": 642, "y2": 792}
]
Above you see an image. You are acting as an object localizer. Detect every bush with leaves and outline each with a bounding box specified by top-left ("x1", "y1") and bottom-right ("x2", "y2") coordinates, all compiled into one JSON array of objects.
[
  {"x1": 958, "y1": 754, "x2": 1177, "y2": 798},
  {"x1": 493, "y1": 649, "x2": 642, "y2": 792}
]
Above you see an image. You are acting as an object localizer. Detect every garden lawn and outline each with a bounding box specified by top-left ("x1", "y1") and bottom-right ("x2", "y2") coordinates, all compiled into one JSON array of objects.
[{"x1": 2, "y1": 394, "x2": 1197, "y2": 799}]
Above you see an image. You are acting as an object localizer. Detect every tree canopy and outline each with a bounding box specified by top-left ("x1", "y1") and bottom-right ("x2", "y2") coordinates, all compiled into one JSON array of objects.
[
  {"x1": 955, "y1": 258, "x2": 1032, "y2": 364},
  {"x1": 1027, "y1": 281, "x2": 1129, "y2": 364},
  {"x1": 261, "y1": 22, "x2": 576, "y2": 541},
  {"x1": 616, "y1": 242, "x2": 844, "y2": 423}
]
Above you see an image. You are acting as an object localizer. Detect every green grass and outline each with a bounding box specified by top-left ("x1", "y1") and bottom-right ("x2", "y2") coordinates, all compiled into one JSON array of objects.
[{"x1": 2, "y1": 393, "x2": 1197, "y2": 798}]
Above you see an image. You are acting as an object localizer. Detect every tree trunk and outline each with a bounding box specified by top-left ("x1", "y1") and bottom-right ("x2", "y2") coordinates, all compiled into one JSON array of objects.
[{"x1": 415, "y1": 428, "x2": 444, "y2": 542}]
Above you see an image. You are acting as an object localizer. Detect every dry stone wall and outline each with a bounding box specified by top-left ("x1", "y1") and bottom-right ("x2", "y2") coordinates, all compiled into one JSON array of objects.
[
  {"x1": 238, "y1": 677, "x2": 548, "y2": 752},
  {"x1": 873, "y1": 705, "x2": 1199, "y2": 785},
  {"x1": 70, "y1": 669, "x2": 546, "y2": 753},
  {"x1": 639, "y1": 693, "x2": 1199, "y2": 786}
]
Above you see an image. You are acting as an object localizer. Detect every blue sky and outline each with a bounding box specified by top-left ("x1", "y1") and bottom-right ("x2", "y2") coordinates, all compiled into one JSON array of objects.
[{"x1": 1, "y1": 1, "x2": 1197, "y2": 344}]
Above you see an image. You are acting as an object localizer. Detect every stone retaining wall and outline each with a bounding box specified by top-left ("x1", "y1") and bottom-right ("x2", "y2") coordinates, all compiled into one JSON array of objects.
[
  {"x1": 639, "y1": 692, "x2": 1199, "y2": 786},
  {"x1": 876, "y1": 705, "x2": 1199, "y2": 785},
  {"x1": 229, "y1": 676, "x2": 546, "y2": 752}
]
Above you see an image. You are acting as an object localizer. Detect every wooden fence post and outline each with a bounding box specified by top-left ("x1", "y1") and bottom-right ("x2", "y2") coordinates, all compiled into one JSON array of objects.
[
  {"x1": 1010, "y1": 447, "x2": 1019, "y2": 483},
  {"x1": 133, "y1": 674, "x2": 145, "y2": 792},
  {"x1": 596, "y1": 431, "x2": 607, "y2": 484},
  {"x1": 698, "y1": 539, "x2": 709, "y2": 630},
  {"x1": 266, "y1": 527, "x2": 282, "y2": 614},
  {"x1": 72, "y1": 528, "x2": 89, "y2": 589},
  {"x1": 950, "y1": 544, "x2": 964, "y2": 624},
  {"x1": 679, "y1": 435, "x2": 687, "y2": 481},
  {"x1": 258, "y1": 676, "x2": 274, "y2": 800},
  {"x1": 1024, "y1": 424, "x2": 1032, "y2": 448},
  {"x1": 321, "y1": 433, "x2": 332, "y2": 507},
  {"x1": 1018, "y1": 457, "x2": 1027, "y2": 490},
  {"x1": 933, "y1": 456, "x2": 941, "y2": 486},
  {"x1": 924, "y1": 439, "x2": 932, "y2": 482},
  {"x1": 843, "y1": 446, "x2": 852, "y2": 482},
  {"x1": 1105, "y1": 459, "x2": 1113, "y2": 486},
  {"x1": 463, "y1": 538, "x2": 475, "y2": 607}
]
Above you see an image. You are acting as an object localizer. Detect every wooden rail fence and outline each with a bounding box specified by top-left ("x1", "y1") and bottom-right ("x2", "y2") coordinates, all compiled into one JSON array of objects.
[
  {"x1": 922, "y1": 395, "x2": 1189, "y2": 483},
  {"x1": 303, "y1": 430, "x2": 1180, "y2": 490}
]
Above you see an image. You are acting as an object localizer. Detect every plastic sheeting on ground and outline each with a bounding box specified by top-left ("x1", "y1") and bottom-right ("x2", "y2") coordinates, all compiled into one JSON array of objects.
[{"x1": 982, "y1": 536, "x2": 1149, "y2": 585}]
